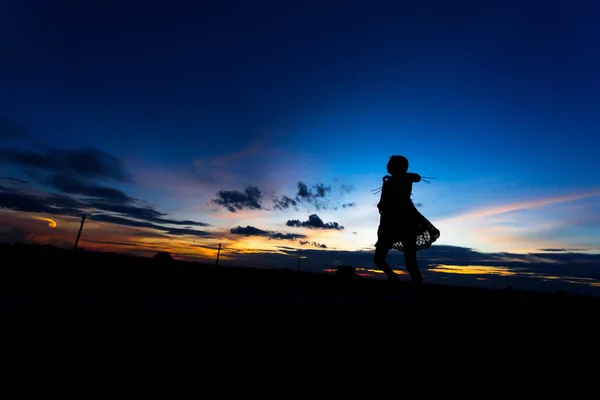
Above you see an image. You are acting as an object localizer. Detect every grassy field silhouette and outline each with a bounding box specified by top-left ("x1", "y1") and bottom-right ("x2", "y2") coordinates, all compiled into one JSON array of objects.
[{"x1": 3, "y1": 243, "x2": 599, "y2": 331}]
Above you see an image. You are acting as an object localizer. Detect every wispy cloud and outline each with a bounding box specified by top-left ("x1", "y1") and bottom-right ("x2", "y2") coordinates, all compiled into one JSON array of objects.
[
  {"x1": 197, "y1": 143, "x2": 263, "y2": 168},
  {"x1": 0, "y1": 142, "x2": 213, "y2": 237},
  {"x1": 439, "y1": 189, "x2": 600, "y2": 223}
]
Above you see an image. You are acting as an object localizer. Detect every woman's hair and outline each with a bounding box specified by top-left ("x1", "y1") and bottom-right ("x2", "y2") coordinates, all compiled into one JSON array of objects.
[{"x1": 388, "y1": 155, "x2": 409, "y2": 173}]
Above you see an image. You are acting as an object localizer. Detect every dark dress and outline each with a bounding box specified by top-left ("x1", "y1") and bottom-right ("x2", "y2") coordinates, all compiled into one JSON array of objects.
[{"x1": 375, "y1": 173, "x2": 440, "y2": 251}]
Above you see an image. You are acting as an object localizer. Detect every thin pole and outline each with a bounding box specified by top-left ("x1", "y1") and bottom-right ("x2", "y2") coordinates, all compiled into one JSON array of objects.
[
  {"x1": 297, "y1": 258, "x2": 301, "y2": 272},
  {"x1": 216, "y1": 243, "x2": 221, "y2": 265},
  {"x1": 73, "y1": 214, "x2": 86, "y2": 251}
]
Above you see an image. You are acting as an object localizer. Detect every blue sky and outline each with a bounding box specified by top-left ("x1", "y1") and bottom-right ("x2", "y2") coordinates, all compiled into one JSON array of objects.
[{"x1": 1, "y1": 0, "x2": 599, "y2": 294}]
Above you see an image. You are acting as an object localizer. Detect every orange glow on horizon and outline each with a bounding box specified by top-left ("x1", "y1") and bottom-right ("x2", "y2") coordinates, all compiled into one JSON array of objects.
[
  {"x1": 429, "y1": 264, "x2": 517, "y2": 276},
  {"x1": 355, "y1": 268, "x2": 407, "y2": 276}
]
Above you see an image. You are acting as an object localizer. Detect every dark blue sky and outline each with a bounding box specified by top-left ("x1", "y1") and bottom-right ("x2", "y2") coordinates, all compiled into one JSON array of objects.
[
  {"x1": 3, "y1": 1, "x2": 599, "y2": 168},
  {"x1": 1, "y1": 1, "x2": 599, "y2": 291}
]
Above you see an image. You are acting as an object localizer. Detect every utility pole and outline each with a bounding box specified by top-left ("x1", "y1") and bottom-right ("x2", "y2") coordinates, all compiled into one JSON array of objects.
[
  {"x1": 216, "y1": 243, "x2": 221, "y2": 265},
  {"x1": 297, "y1": 257, "x2": 302, "y2": 272},
  {"x1": 73, "y1": 214, "x2": 86, "y2": 251}
]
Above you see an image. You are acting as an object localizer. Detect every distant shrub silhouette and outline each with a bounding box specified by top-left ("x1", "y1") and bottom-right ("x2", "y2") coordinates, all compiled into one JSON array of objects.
[
  {"x1": 152, "y1": 252, "x2": 174, "y2": 264},
  {"x1": 336, "y1": 265, "x2": 358, "y2": 280}
]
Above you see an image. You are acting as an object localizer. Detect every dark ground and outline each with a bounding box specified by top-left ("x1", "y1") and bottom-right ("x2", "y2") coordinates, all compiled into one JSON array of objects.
[{"x1": 2, "y1": 243, "x2": 599, "y2": 350}]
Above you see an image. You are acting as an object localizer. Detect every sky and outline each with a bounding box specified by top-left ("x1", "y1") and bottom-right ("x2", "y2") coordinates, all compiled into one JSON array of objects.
[{"x1": 1, "y1": 0, "x2": 599, "y2": 295}]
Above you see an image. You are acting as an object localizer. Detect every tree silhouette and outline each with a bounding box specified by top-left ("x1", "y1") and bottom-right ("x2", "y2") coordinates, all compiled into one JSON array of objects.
[{"x1": 152, "y1": 251, "x2": 174, "y2": 264}]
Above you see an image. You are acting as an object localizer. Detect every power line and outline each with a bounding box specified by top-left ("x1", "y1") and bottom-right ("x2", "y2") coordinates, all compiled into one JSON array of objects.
[{"x1": 73, "y1": 214, "x2": 86, "y2": 250}]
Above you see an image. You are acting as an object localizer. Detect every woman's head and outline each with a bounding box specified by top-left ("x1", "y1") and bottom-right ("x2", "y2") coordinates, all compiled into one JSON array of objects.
[{"x1": 387, "y1": 155, "x2": 409, "y2": 175}]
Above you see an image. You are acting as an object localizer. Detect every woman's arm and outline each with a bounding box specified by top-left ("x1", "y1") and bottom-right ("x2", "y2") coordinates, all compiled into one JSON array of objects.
[
  {"x1": 376, "y1": 179, "x2": 392, "y2": 213},
  {"x1": 407, "y1": 172, "x2": 421, "y2": 183}
]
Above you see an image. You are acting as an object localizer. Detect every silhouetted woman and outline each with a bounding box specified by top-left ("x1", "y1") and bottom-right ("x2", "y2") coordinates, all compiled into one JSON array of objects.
[{"x1": 374, "y1": 155, "x2": 440, "y2": 284}]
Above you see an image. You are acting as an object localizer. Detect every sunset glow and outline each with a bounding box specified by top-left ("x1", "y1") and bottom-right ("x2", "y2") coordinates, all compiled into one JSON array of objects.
[{"x1": 429, "y1": 265, "x2": 517, "y2": 276}]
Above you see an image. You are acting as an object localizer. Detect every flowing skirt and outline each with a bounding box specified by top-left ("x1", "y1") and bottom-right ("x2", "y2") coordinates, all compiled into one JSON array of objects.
[{"x1": 376, "y1": 203, "x2": 440, "y2": 252}]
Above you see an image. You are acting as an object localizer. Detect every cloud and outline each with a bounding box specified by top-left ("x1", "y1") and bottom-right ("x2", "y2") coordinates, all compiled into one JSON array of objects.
[
  {"x1": 0, "y1": 142, "x2": 219, "y2": 248},
  {"x1": 295, "y1": 182, "x2": 332, "y2": 210},
  {"x1": 272, "y1": 181, "x2": 355, "y2": 211},
  {"x1": 286, "y1": 214, "x2": 344, "y2": 230},
  {"x1": 212, "y1": 186, "x2": 263, "y2": 212},
  {"x1": 219, "y1": 244, "x2": 600, "y2": 295},
  {"x1": 85, "y1": 200, "x2": 210, "y2": 227},
  {"x1": 199, "y1": 143, "x2": 263, "y2": 168},
  {"x1": 299, "y1": 240, "x2": 327, "y2": 248},
  {"x1": 0, "y1": 145, "x2": 137, "y2": 203},
  {"x1": 230, "y1": 225, "x2": 307, "y2": 240},
  {"x1": 191, "y1": 142, "x2": 278, "y2": 187},
  {"x1": 216, "y1": 180, "x2": 356, "y2": 213},
  {"x1": 271, "y1": 182, "x2": 331, "y2": 211},
  {"x1": 222, "y1": 242, "x2": 600, "y2": 273},
  {"x1": 440, "y1": 189, "x2": 600, "y2": 222},
  {"x1": 1, "y1": 177, "x2": 29, "y2": 186},
  {"x1": 0, "y1": 118, "x2": 27, "y2": 138},
  {"x1": 44, "y1": 173, "x2": 132, "y2": 203},
  {"x1": 0, "y1": 187, "x2": 85, "y2": 216},
  {"x1": 0, "y1": 142, "x2": 213, "y2": 235},
  {"x1": 0, "y1": 146, "x2": 132, "y2": 182},
  {"x1": 0, "y1": 181, "x2": 211, "y2": 233},
  {"x1": 538, "y1": 248, "x2": 588, "y2": 252},
  {"x1": 340, "y1": 184, "x2": 355, "y2": 194},
  {"x1": 90, "y1": 214, "x2": 211, "y2": 238},
  {"x1": 272, "y1": 195, "x2": 298, "y2": 211}
]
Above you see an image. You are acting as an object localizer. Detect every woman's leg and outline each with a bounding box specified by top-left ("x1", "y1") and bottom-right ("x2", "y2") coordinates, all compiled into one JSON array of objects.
[
  {"x1": 374, "y1": 222, "x2": 398, "y2": 280},
  {"x1": 374, "y1": 243, "x2": 397, "y2": 280},
  {"x1": 402, "y1": 238, "x2": 422, "y2": 285}
]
